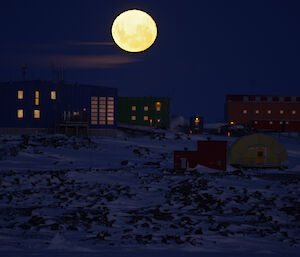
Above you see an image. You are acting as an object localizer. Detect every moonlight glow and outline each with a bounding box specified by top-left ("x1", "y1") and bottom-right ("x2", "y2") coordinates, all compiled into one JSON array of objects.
[{"x1": 111, "y1": 9, "x2": 157, "y2": 52}]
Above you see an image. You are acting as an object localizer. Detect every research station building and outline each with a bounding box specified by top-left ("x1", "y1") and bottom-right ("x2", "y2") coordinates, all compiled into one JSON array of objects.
[
  {"x1": 118, "y1": 97, "x2": 170, "y2": 129},
  {"x1": 225, "y1": 94, "x2": 300, "y2": 132},
  {"x1": 0, "y1": 80, "x2": 117, "y2": 132}
]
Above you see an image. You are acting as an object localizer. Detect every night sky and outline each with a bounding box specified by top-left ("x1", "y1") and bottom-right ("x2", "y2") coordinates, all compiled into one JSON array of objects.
[{"x1": 1, "y1": 0, "x2": 300, "y2": 122}]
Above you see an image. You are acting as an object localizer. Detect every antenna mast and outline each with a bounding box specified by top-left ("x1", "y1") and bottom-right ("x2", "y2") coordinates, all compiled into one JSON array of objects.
[{"x1": 22, "y1": 64, "x2": 28, "y2": 81}]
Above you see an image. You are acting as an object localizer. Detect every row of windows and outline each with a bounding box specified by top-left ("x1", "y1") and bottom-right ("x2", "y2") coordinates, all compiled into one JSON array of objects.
[
  {"x1": 245, "y1": 96, "x2": 297, "y2": 102},
  {"x1": 91, "y1": 96, "x2": 114, "y2": 125},
  {"x1": 131, "y1": 115, "x2": 161, "y2": 123},
  {"x1": 242, "y1": 109, "x2": 297, "y2": 114},
  {"x1": 228, "y1": 95, "x2": 300, "y2": 102},
  {"x1": 17, "y1": 109, "x2": 40, "y2": 119},
  {"x1": 131, "y1": 102, "x2": 162, "y2": 112},
  {"x1": 17, "y1": 90, "x2": 56, "y2": 101},
  {"x1": 254, "y1": 121, "x2": 290, "y2": 125}
]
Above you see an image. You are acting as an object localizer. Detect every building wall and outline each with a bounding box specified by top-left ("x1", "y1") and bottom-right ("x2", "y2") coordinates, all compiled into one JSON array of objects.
[
  {"x1": 118, "y1": 97, "x2": 170, "y2": 128},
  {"x1": 0, "y1": 81, "x2": 117, "y2": 129},
  {"x1": 226, "y1": 95, "x2": 300, "y2": 132},
  {"x1": 174, "y1": 140, "x2": 227, "y2": 171}
]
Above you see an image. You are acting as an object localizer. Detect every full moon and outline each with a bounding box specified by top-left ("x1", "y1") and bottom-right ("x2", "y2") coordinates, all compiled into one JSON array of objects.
[{"x1": 111, "y1": 9, "x2": 157, "y2": 52}]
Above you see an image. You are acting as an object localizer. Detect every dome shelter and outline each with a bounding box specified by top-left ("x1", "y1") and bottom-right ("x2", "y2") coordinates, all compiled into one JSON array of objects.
[{"x1": 228, "y1": 133, "x2": 288, "y2": 169}]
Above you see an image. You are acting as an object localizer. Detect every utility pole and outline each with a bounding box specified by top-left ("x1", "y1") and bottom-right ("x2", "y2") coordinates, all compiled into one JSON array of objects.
[{"x1": 22, "y1": 64, "x2": 28, "y2": 81}]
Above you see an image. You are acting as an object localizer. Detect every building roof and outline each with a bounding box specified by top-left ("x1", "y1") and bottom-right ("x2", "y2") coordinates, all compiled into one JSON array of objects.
[
  {"x1": 0, "y1": 80, "x2": 117, "y2": 91},
  {"x1": 226, "y1": 94, "x2": 300, "y2": 102}
]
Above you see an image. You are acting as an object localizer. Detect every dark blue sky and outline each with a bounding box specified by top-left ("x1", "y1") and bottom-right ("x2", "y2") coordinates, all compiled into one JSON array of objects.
[{"x1": 1, "y1": 0, "x2": 300, "y2": 122}]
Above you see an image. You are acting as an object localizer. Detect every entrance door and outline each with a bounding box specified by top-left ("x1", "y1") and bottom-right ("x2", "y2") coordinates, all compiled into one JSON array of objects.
[
  {"x1": 180, "y1": 158, "x2": 188, "y2": 169},
  {"x1": 256, "y1": 149, "x2": 265, "y2": 165}
]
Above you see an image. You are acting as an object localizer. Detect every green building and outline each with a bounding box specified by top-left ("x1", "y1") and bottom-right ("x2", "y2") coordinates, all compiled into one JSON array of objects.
[{"x1": 118, "y1": 97, "x2": 171, "y2": 128}]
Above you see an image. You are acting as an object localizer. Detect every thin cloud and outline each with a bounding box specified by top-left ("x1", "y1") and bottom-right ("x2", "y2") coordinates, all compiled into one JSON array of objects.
[
  {"x1": 67, "y1": 41, "x2": 114, "y2": 46},
  {"x1": 3, "y1": 41, "x2": 114, "y2": 49},
  {"x1": 44, "y1": 54, "x2": 139, "y2": 69}
]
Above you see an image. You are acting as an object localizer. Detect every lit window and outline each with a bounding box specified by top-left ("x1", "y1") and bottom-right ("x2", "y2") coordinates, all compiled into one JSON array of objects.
[
  {"x1": 35, "y1": 91, "x2": 40, "y2": 105},
  {"x1": 280, "y1": 110, "x2": 284, "y2": 114},
  {"x1": 292, "y1": 110, "x2": 296, "y2": 114},
  {"x1": 144, "y1": 106, "x2": 149, "y2": 111},
  {"x1": 286, "y1": 121, "x2": 289, "y2": 124},
  {"x1": 99, "y1": 97, "x2": 107, "y2": 125},
  {"x1": 243, "y1": 110, "x2": 247, "y2": 114},
  {"x1": 269, "y1": 121, "x2": 273, "y2": 124},
  {"x1": 131, "y1": 115, "x2": 136, "y2": 121},
  {"x1": 17, "y1": 109, "x2": 23, "y2": 118},
  {"x1": 132, "y1": 106, "x2": 136, "y2": 111},
  {"x1": 51, "y1": 91, "x2": 56, "y2": 100},
  {"x1": 155, "y1": 102, "x2": 161, "y2": 111},
  {"x1": 91, "y1": 97, "x2": 98, "y2": 125},
  {"x1": 254, "y1": 121, "x2": 258, "y2": 124},
  {"x1": 267, "y1": 110, "x2": 271, "y2": 114},
  {"x1": 280, "y1": 121, "x2": 283, "y2": 124},
  {"x1": 144, "y1": 116, "x2": 148, "y2": 121},
  {"x1": 18, "y1": 90, "x2": 23, "y2": 99},
  {"x1": 34, "y1": 110, "x2": 40, "y2": 119},
  {"x1": 255, "y1": 110, "x2": 259, "y2": 114}
]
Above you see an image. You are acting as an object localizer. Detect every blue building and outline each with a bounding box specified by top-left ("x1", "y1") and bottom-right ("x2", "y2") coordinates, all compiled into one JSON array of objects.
[{"x1": 0, "y1": 80, "x2": 117, "y2": 130}]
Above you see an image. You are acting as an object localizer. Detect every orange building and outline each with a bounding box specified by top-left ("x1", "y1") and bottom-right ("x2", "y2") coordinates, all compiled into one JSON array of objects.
[{"x1": 225, "y1": 95, "x2": 300, "y2": 132}]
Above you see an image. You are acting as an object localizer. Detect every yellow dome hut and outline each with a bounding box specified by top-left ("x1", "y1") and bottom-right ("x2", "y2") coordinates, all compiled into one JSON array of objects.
[{"x1": 228, "y1": 133, "x2": 288, "y2": 169}]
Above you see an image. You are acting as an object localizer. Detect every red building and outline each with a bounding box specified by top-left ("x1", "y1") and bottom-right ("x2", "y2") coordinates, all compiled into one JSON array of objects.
[
  {"x1": 225, "y1": 95, "x2": 300, "y2": 132},
  {"x1": 174, "y1": 140, "x2": 227, "y2": 171}
]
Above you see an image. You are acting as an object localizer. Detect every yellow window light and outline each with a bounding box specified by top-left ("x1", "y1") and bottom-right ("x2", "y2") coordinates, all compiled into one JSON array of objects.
[
  {"x1": 18, "y1": 90, "x2": 23, "y2": 99},
  {"x1": 34, "y1": 110, "x2": 40, "y2": 119},
  {"x1": 17, "y1": 109, "x2": 23, "y2": 118},
  {"x1": 51, "y1": 91, "x2": 56, "y2": 100},
  {"x1": 35, "y1": 91, "x2": 40, "y2": 106}
]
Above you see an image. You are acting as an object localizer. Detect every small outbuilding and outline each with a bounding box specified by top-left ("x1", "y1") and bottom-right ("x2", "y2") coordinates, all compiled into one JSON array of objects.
[
  {"x1": 174, "y1": 140, "x2": 227, "y2": 171},
  {"x1": 228, "y1": 133, "x2": 288, "y2": 168}
]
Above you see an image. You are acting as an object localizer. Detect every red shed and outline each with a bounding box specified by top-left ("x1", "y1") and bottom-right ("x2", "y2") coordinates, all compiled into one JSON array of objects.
[{"x1": 174, "y1": 140, "x2": 227, "y2": 171}]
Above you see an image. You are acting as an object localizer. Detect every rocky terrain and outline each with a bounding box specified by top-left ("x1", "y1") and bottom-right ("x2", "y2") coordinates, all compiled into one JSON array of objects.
[{"x1": 0, "y1": 132, "x2": 299, "y2": 256}]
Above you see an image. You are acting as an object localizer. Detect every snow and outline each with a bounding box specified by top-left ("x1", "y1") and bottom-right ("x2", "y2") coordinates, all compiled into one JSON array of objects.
[{"x1": 0, "y1": 130, "x2": 299, "y2": 256}]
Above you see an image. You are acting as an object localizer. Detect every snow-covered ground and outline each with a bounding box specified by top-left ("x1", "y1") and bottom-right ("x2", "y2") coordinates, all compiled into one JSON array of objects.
[{"x1": 0, "y1": 130, "x2": 299, "y2": 257}]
